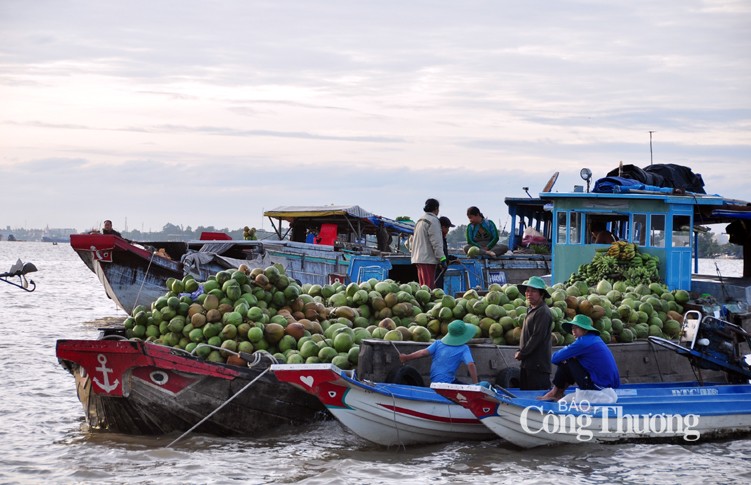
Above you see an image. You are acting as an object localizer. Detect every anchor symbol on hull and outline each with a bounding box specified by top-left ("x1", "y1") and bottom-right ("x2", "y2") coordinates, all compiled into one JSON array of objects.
[
  {"x1": 89, "y1": 245, "x2": 111, "y2": 262},
  {"x1": 92, "y1": 353, "x2": 120, "y2": 393}
]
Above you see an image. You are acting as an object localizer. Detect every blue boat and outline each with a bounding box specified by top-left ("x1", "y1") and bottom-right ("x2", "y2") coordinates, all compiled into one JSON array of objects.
[
  {"x1": 432, "y1": 380, "x2": 751, "y2": 447},
  {"x1": 262, "y1": 204, "x2": 551, "y2": 292},
  {"x1": 433, "y1": 311, "x2": 751, "y2": 447}
]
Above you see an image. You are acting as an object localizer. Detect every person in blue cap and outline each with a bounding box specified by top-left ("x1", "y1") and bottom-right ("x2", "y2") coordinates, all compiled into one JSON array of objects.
[
  {"x1": 537, "y1": 314, "x2": 620, "y2": 401},
  {"x1": 399, "y1": 320, "x2": 478, "y2": 384}
]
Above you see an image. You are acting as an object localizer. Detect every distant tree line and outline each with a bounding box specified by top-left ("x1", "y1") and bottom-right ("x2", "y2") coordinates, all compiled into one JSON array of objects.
[
  {"x1": 696, "y1": 231, "x2": 743, "y2": 258},
  {"x1": 119, "y1": 223, "x2": 276, "y2": 242},
  {"x1": 0, "y1": 224, "x2": 743, "y2": 259}
]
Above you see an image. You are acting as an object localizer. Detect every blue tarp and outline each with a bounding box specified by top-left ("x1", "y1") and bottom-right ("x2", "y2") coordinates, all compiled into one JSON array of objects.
[
  {"x1": 368, "y1": 216, "x2": 414, "y2": 235},
  {"x1": 594, "y1": 176, "x2": 675, "y2": 194}
]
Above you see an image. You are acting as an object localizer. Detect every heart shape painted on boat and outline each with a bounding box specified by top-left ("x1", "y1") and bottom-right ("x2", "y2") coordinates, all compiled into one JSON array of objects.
[{"x1": 300, "y1": 376, "x2": 314, "y2": 387}]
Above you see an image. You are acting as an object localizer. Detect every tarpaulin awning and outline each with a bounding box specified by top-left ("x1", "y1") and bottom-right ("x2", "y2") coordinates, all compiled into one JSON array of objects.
[{"x1": 264, "y1": 205, "x2": 414, "y2": 235}]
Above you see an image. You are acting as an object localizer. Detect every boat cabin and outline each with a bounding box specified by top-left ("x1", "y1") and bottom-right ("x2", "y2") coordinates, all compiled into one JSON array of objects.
[
  {"x1": 544, "y1": 190, "x2": 751, "y2": 295},
  {"x1": 263, "y1": 205, "x2": 414, "y2": 254},
  {"x1": 504, "y1": 197, "x2": 553, "y2": 252}
]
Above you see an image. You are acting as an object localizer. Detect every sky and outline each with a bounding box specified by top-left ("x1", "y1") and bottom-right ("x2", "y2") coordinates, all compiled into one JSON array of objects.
[{"x1": 1, "y1": 0, "x2": 749, "y2": 234}]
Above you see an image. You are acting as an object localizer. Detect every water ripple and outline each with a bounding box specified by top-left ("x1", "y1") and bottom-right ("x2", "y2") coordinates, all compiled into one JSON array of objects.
[{"x1": 1, "y1": 242, "x2": 749, "y2": 484}]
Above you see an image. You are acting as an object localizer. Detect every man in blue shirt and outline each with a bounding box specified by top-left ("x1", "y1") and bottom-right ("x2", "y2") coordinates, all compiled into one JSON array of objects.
[
  {"x1": 538, "y1": 314, "x2": 620, "y2": 401},
  {"x1": 399, "y1": 320, "x2": 478, "y2": 384}
]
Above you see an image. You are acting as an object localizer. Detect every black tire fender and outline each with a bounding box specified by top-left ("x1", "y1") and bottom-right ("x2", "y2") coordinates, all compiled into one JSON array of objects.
[
  {"x1": 385, "y1": 365, "x2": 425, "y2": 387},
  {"x1": 495, "y1": 366, "x2": 521, "y2": 388}
]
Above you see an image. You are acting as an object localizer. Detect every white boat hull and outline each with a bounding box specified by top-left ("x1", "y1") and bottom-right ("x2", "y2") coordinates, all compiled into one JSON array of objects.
[{"x1": 271, "y1": 364, "x2": 495, "y2": 446}]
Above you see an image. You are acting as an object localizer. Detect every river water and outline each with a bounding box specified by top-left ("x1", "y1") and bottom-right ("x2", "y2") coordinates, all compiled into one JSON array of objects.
[{"x1": 1, "y1": 242, "x2": 749, "y2": 484}]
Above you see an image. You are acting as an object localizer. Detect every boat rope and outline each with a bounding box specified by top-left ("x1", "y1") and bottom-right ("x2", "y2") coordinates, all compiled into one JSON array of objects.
[
  {"x1": 493, "y1": 345, "x2": 510, "y2": 370},
  {"x1": 165, "y1": 365, "x2": 271, "y2": 448},
  {"x1": 384, "y1": 340, "x2": 405, "y2": 450},
  {"x1": 385, "y1": 388, "x2": 405, "y2": 451},
  {"x1": 134, "y1": 249, "x2": 157, "y2": 310},
  {"x1": 647, "y1": 339, "x2": 665, "y2": 382},
  {"x1": 714, "y1": 262, "x2": 731, "y2": 303}
]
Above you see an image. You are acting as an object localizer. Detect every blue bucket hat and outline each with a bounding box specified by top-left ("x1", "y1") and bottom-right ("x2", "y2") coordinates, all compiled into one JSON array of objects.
[{"x1": 441, "y1": 320, "x2": 476, "y2": 346}]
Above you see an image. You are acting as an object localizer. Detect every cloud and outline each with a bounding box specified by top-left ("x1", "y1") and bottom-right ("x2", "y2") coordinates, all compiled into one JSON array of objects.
[{"x1": 0, "y1": 1, "x2": 749, "y2": 231}]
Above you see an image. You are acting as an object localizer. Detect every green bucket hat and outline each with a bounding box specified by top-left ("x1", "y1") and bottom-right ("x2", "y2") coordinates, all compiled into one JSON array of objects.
[
  {"x1": 562, "y1": 314, "x2": 600, "y2": 335},
  {"x1": 517, "y1": 276, "x2": 550, "y2": 299},
  {"x1": 441, "y1": 320, "x2": 476, "y2": 346}
]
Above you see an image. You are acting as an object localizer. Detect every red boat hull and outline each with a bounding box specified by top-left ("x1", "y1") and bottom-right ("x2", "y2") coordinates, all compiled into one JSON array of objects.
[
  {"x1": 56, "y1": 338, "x2": 326, "y2": 436},
  {"x1": 70, "y1": 234, "x2": 185, "y2": 314}
]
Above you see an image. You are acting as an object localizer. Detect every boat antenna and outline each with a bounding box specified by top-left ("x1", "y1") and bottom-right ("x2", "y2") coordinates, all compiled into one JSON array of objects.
[
  {"x1": 522, "y1": 186, "x2": 532, "y2": 198},
  {"x1": 649, "y1": 131, "x2": 656, "y2": 165}
]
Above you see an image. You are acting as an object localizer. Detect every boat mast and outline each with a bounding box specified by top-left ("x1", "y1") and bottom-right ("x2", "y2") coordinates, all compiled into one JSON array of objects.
[{"x1": 649, "y1": 131, "x2": 656, "y2": 165}]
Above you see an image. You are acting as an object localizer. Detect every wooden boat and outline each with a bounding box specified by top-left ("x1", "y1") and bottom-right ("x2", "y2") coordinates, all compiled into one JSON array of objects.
[
  {"x1": 56, "y1": 330, "x2": 326, "y2": 436},
  {"x1": 270, "y1": 363, "x2": 495, "y2": 446},
  {"x1": 263, "y1": 204, "x2": 552, "y2": 289},
  {"x1": 431, "y1": 381, "x2": 751, "y2": 448},
  {"x1": 70, "y1": 233, "x2": 267, "y2": 314}
]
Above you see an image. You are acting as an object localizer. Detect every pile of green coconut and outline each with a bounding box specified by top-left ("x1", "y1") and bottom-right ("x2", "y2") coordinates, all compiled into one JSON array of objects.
[{"x1": 122, "y1": 264, "x2": 690, "y2": 366}]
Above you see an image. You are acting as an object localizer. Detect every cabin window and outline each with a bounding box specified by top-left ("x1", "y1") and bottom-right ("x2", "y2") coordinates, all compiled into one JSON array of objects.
[
  {"x1": 557, "y1": 212, "x2": 567, "y2": 244},
  {"x1": 650, "y1": 214, "x2": 665, "y2": 247},
  {"x1": 570, "y1": 212, "x2": 582, "y2": 244},
  {"x1": 633, "y1": 214, "x2": 647, "y2": 246},
  {"x1": 586, "y1": 213, "x2": 625, "y2": 244},
  {"x1": 672, "y1": 215, "x2": 691, "y2": 247}
]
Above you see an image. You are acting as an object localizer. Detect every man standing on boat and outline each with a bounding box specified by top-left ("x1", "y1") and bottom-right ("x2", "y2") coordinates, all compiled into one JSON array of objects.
[
  {"x1": 101, "y1": 220, "x2": 121, "y2": 237},
  {"x1": 515, "y1": 276, "x2": 553, "y2": 390},
  {"x1": 434, "y1": 216, "x2": 458, "y2": 289},
  {"x1": 410, "y1": 198, "x2": 447, "y2": 289}
]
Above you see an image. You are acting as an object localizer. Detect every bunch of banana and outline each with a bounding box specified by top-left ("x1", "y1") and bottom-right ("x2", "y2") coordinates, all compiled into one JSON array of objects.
[
  {"x1": 592, "y1": 254, "x2": 619, "y2": 273},
  {"x1": 624, "y1": 266, "x2": 655, "y2": 286},
  {"x1": 643, "y1": 253, "x2": 659, "y2": 273},
  {"x1": 606, "y1": 241, "x2": 636, "y2": 260}
]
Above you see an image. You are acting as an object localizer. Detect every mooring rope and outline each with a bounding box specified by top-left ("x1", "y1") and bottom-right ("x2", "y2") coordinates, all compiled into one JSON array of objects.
[
  {"x1": 385, "y1": 387, "x2": 405, "y2": 451},
  {"x1": 385, "y1": 340, "x2": 406, "y2": 449},
  {"x1": 647, "y1": 339, "x2": 665, "y2": 382},
  {"x1": 166, "y1": 366, "x2": 271, "y2": 448},
  {"x1": 134, "y1": 249, "x2": 157, "y2": 310}
]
